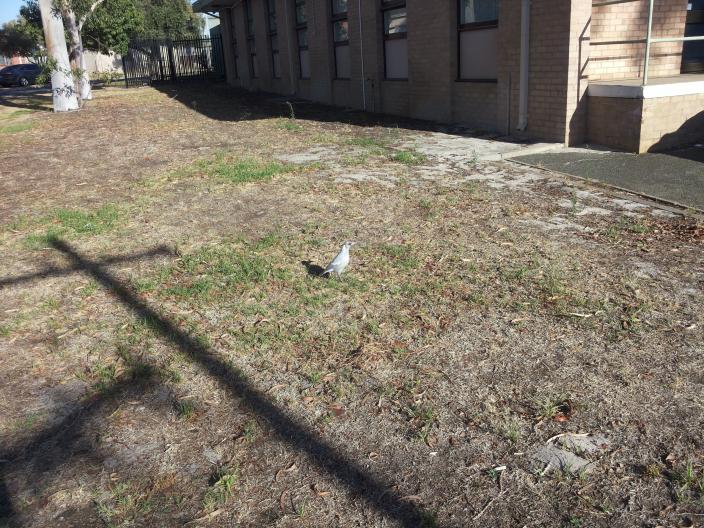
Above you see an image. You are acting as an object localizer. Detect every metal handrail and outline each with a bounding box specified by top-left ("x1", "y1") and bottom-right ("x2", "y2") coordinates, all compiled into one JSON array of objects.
[{"x1": 592, "y1": 0, "x2": 704, "y2": 85}]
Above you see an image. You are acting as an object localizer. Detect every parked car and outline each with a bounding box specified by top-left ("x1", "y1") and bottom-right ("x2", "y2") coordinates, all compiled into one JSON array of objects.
[{"x1": 0, "y1": 63, "x2": 43, "y2": 87}]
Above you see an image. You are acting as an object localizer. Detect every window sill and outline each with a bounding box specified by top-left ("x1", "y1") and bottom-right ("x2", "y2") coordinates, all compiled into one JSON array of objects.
[
  {"x1": 383, "y1": 78, "x2": 408, "y2": 82},
  {"x1": 456, "y1": 78, "x2": 498, "y2": 83}
]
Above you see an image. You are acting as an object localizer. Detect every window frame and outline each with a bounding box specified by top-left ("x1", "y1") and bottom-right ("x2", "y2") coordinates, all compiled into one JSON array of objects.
[
  {"x1": 457, "y1": 0, "x2": 499, "y2": 83},
  {"x1": 381, "y1": 0, "x2": 408, "y2": 81},
  {"x1": 331, "y1": 0, "x2": 350, "y2": 80},
  {"x1": 295, "y1": 0, "x2": 310, "y2": 79}
]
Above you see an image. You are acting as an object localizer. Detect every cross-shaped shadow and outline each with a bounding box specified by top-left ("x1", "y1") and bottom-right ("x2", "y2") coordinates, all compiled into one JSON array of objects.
[{"x1": 0, "y1": 238, "x2": 424, "y2": 526}]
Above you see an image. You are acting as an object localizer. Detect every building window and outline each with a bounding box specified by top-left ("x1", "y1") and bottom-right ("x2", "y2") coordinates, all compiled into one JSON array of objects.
[
  {"x1": 458, "y1": 0, "x2": 498, "y2": 81},
  {"x1": 295, "y1": 0, "x2": 310, "y2": 78},
  {"x1": 331, "y1": 0, "x2": 350, "y2": 79},
  {"x1": 267, "y1": 0, "x2": 281, "y2": 78},
  {"x1": 245, "y1": 0, "x2": 258, "y2": 78},
  {"x1": 382, "y1": 0, "x2": 407, "y2": 80}
]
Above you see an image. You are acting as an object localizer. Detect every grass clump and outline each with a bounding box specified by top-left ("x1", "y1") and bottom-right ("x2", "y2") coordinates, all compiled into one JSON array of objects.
[
  {"x1": 55, "y1": 205, "x2": 120, "y2": 235},
  {"x1": 175, "y1": 399, "x2": 197, "y2": 420},
  {"x1": 22, "y1": 204, "x2": 121, "y2": 249},
  {"x1": 346, "y1": 136, "x2": 390, "y2": 154},
  {"x1": 0, "y1": 122, "x2": 33, "y2": 134},
  {"x1": 196, "y1": 154, "x2": 293, "y2": 184},
  {"x1": 140, "y1": 240, "x2": 288, "y2": 304},
  {"x1": 203, "y1": 467, "x2": 239, "y2": 512},
  {"x1": 390, "y1": 149, "x2": 427, "y2": 166},
  {"x1": 276, "y1": 118, "x2": 302, "y2": 132}
]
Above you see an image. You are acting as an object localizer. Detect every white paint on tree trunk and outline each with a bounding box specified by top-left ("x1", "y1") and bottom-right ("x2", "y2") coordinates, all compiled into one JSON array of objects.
[{"x1": 38, "y1": 0, "x2": 79, "y2": 112}]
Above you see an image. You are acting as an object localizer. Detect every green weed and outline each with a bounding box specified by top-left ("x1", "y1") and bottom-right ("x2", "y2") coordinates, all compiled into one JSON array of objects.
[
  {"x1": 175, "y1": 399, "x2": 196, "y2": 420},
  {"x1": 391, "y1": 150, "x2": 427, "y2": 165},
  {"x1": 203, "y1": 467, "x2": 239, "y2": 512}
]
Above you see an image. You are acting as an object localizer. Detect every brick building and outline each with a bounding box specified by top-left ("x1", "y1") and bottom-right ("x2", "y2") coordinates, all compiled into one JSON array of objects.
[{"x1": 193, "y1": 0, "x2": 704, "y2": 152}]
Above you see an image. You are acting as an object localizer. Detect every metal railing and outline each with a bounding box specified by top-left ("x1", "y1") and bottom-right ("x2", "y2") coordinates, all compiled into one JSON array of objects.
[{"x1": 592, "y1": 0, "x2": 704, "y2": 85}]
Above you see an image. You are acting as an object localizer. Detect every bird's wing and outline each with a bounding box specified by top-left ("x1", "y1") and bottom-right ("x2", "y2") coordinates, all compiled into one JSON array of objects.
[{"x1": 325, "y1": 250, "x2": 346, "y2": 270}]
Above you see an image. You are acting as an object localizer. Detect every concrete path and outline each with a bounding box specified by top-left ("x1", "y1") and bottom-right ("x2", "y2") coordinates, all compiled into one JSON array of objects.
[{"x1": 510, "y1": 145, "x2": 704, "y2": 211}]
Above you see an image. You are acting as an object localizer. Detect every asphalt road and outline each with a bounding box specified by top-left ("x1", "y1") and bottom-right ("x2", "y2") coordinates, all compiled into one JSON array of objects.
[{"x1": 512, "y1": 146, "x2": 704, "y2": 211}]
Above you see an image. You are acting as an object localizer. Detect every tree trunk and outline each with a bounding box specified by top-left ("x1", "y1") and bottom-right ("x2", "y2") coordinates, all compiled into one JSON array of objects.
[
  {"x1": 62, "y1": 6, "x2": 92, "y2": 101},
  {"x1": 38, "y1": 0, "x2": 79, "y2": 112}
]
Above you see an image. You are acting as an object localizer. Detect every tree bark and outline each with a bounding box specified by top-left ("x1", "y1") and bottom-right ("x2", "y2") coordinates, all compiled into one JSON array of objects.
[
  {"x1": 38, "y1": 0, "x2": 79, "y2": 112},
  {"x1": 62, "y1": 5, "x2": 92, "y2": 101}
]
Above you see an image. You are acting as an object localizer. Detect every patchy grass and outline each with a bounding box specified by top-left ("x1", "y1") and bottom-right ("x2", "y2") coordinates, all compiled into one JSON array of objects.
[
  {"x1": 192, "y1": 153, "x2": 294, "y2": 184},
  {"x1": 1, "y1": 85, "x2": 702, "y2": 528},
  {"x1": 0, "y1": 122, "x2": 33, "y2": 134},
  {"x1": 22, "y1": 204, "x2": 121, "y2": 249},
  {"x1": 276, "y1": 118, "x2": 303, "y2": 132},
  {"x1": 390, "y1": 149, "x2": 427, "y2": 165}
]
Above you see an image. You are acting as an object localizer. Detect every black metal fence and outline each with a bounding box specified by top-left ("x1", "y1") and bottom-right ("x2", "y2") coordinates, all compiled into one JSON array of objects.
[{"x1": 122, "y1": 36, "x2": 225, "y2": 87}]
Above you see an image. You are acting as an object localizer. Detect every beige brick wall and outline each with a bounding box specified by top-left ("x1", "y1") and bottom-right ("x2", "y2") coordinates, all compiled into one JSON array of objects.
[
  {"x1": 641, "y1": 93, "x2": 704, "y2": 151},
  {"x1": 213, "y1": 0, "x2": 692, "y2": 149},
  {"x1": 590, "y1": 0, "x2": 687, "y2": 81},
  {"x1": 587, "y1": 96, "x2": 643, "y2": 151},
  {"x1": 588, "y1": 93, "x2": 703, "y2": 153}
]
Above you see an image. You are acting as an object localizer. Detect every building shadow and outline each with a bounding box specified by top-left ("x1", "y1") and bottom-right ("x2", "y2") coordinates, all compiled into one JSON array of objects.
[
  {"x1": 649, "y1": 110, "x2": 704, "y2": 155},
  {"x1": 150, "y1": 80, "x2": 514, "y2": 141},
  {"x1": 0, "y1": 238, "x2": 425, "y2": 526}
]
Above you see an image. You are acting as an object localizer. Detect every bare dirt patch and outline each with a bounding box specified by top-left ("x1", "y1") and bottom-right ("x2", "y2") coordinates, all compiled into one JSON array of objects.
[{"x1": 0, "y1": 84, "x2": 702, "y2": 528}]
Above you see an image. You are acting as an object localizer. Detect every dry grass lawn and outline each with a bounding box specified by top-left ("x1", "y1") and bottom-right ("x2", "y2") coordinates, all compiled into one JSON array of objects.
[{"x1": 0, "y1": 84, "x2": 703, "y2": 528}]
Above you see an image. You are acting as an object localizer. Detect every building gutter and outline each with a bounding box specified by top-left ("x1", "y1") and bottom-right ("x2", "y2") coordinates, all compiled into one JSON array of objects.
[
  {"x1": 357, "y1": 0, "x2": 366, "y2": 111},
  {"x1": 284, "y1": 0, "x2": 296, "y2": 95},
  {"x1": 192, "y1": 0, "x2": 242, "y2": 14},
  {"x1": 517, "y1": 0, "x2": 530, "y2": 131}
]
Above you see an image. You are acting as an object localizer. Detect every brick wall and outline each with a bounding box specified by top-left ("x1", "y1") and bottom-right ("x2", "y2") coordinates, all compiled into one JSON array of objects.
[
  {"x1": 588, "y1": 93, "x2": 703, "y2": 153},
  {"x1": 587, "y1": 96, "x2": 643, "y2": 151},
  {"x1": 590, "y1": 0, "x2": 687, "y2": 81},
  {"x1": 641, "y1": 93, "x2": 704, "y2": 151},
  {"x1": 213, "y1": 0, "x2": 691, "y2": 147}
]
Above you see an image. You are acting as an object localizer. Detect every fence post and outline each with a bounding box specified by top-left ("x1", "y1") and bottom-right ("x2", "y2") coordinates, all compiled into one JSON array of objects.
[
  {"x1": 167, "y1": 41, "x2": 177, "y2": 82},
  {"x1": 122, "y1": 55, "x2": 128, "y2": 88}
]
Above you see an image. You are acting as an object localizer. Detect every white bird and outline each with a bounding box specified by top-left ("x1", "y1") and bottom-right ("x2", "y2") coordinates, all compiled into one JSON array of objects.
[{"x1": 322, "y1": 241, "x2": 356, "y2": 278}]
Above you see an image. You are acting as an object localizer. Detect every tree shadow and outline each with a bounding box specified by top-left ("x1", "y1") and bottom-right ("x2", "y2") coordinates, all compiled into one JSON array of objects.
[
  {"x1": 0, "y1": 83, "x2": 115, "y2": 112},
  {"x1": 0, "y1": 238, "x2": 425, "y2": 526}
]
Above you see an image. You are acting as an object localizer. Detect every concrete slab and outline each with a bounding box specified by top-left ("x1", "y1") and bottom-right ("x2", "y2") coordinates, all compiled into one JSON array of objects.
[
  {"x1": 403, "y1": 132, "x2": 560, "y2": 163},
  {"x1": 510, "y1": 145, "x2": 704, "y2": 211}
]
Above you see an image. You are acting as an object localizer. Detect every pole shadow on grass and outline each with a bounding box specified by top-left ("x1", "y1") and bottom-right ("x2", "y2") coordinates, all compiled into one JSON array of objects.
[
  {"x1": 0, "y1": 246, "x2": 173, "y2": 289},
  {"x1": 0, "y1": 238, "x2": 426, "y2": 526}
]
